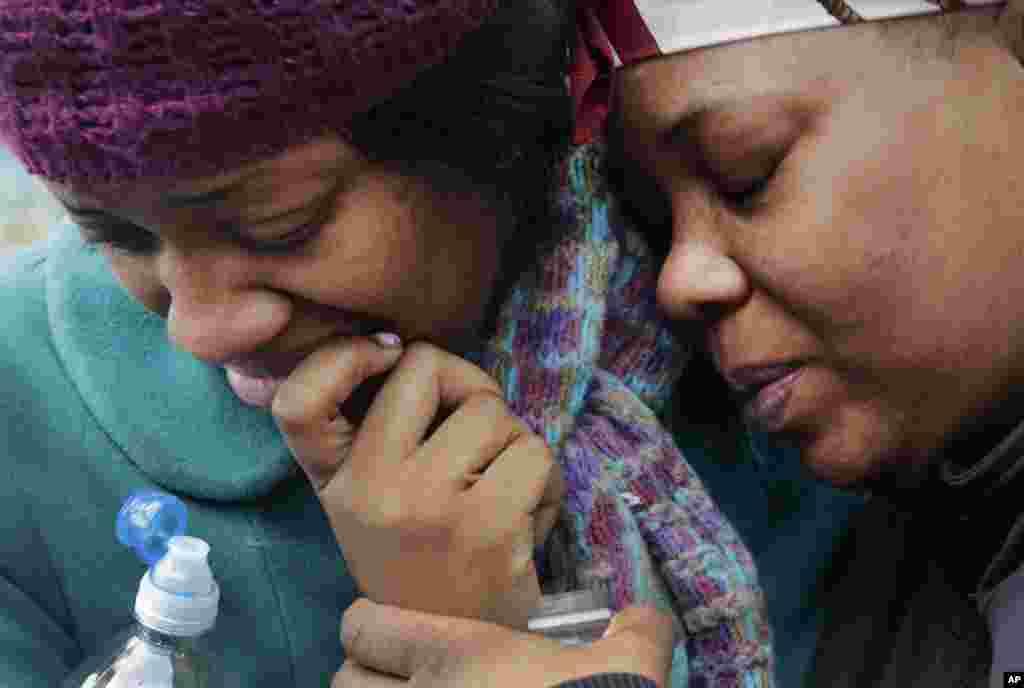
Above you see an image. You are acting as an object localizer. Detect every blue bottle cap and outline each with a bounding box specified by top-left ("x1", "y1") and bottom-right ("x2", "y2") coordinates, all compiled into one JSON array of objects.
[{"x1": 116, "y1": 491, "x2": 188, "y2": 566}]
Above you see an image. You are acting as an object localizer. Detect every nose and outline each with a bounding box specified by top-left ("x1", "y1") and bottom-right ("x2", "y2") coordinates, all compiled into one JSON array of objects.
[
  {"x1": 156, "y1": 243, "x2": 292, "y2": 363},
  {"x1": 655, "y1": 198, "x2": 749, "y2": 323}
]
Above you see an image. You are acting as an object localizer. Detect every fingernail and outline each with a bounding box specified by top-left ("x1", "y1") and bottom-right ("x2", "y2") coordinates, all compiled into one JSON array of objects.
[{"x1": 372, "y1": 332, "x2": 402, "y2": 348}]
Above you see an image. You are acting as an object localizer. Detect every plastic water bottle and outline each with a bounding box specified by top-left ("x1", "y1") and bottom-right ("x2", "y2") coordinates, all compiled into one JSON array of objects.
[
  {"x1": 65, "y1": 492, "x2": 220, "y2": 688},
  {"x1": 528, "y1": 585, "x2": 613, "y2": 645}
]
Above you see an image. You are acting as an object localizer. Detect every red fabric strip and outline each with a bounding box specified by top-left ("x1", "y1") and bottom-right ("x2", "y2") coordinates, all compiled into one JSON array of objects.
[{"x1": 594, "y1": 0, "x2": 661, "y2": 63}]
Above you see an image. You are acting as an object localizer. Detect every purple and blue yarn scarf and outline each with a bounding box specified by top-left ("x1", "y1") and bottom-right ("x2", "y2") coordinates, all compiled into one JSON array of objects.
[{"x1": 477, "y1": 143, "x2": 775, "y2": 686}]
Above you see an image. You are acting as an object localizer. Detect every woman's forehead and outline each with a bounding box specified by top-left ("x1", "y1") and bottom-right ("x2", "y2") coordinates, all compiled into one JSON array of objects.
[
  {"x1": 613, "y1": 21, "x2": 874, "y2": 121},
  {"x1": 49, "y1": 135, "x2": 356, "y2": 211}
]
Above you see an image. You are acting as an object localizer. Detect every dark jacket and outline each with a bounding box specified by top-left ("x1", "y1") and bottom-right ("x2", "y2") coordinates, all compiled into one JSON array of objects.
[{"x1": 811, "y1": 422, "x2": 1024, "y2": 687}]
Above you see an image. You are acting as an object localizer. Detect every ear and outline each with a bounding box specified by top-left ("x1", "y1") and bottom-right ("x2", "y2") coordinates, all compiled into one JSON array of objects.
[{"x1": 999, "y1": 0, "x2": 1024, "y2": 65}]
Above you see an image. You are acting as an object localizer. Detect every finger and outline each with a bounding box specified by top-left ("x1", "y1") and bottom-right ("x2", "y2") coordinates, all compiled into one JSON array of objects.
[
  {"x1": 532, "y1": 462, "x2": 565, "y2": 548},
  {"x1": 485, "y1": 559, "x2": 543, "y2": 631},
  {"x1": 470, "y1": 432, "x2": 559, "y2": 521},
  {"x1": 351, "y1": 342, "x2": 502, "y2": 479},
  {"x1": 417, "y1": 391, "x2": 529, "y2": 485},
  {"x1": 272, "y1": 335, "x2": 403, "y2": 490},
  {"x1": 341, "y1": 598, "x2": 486, "y2": 679},
  {"x1": 588, "y1": 606, "x2": 676, "y2": 687},
  {"x1": 332, "y1": 659, "x2": 406, "y2": 688}
]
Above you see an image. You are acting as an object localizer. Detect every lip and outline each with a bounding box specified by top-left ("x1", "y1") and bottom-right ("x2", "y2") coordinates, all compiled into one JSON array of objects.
[
  {"x1": 222, "y1": 315, "x2": 390, "y2": 379},
  {"x1": 723, "y1": 362, "x2": 803, "y2": 395},
  {"x1": 224, "y1": 342, "x2": 329, "y2": 379},
  {"x1": 723, "y1": 362, "x2": 805, "y2": 433}
]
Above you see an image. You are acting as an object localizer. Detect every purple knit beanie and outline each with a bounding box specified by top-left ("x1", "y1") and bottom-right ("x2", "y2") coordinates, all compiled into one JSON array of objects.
[{"x1": 0, "y1": 0, "x2": 498, "y2": 187}]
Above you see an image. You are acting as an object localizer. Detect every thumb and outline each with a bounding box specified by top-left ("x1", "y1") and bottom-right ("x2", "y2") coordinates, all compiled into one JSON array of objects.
[
  {"x1": 272, "y1": 334, "x2": 403, "y2": 492},
  {"x1": 1000, "y1": 0, "x2": 1024, "y2": 64},
  {"x1": 595, "y1": 606, "x2": 676, "y2": 686},
  {"x1": 341, "y1": 598, "x2": 483, "y2": 679}
]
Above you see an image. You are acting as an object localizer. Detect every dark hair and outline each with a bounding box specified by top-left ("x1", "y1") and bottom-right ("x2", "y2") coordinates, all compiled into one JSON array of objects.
[
  {"x1": 346, "y1": 0, "x2": 576, "y2": 338},
  {"x1": 874, "y1": 4, "x2": 1007, "y2": 62}
]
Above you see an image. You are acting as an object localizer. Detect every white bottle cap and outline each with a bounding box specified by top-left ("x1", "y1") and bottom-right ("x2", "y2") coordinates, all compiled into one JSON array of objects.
[{"x1": 135, "y1": 536, "x2": 220, "y2": 637}]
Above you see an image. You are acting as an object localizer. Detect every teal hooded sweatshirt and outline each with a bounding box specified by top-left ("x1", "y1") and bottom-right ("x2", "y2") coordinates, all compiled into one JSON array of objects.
[{"x1": 1, "y1": 222, "x2": 358, "y2": 687}]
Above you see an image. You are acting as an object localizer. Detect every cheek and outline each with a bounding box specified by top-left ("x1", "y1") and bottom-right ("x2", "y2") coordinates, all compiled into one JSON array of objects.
[
  {"x1": 749, "y1": 118, "x2": 967, "y2": 369},
  {"x1": 102, "y1": 250, "x2": 167, "y2": 314},
  {"x1": 792, "y1": 364, "x2": 945, "y2": 486},
  {"x1": 748, "y1": 115, "x2": 1024, "y2": 475},
  {"x1": 317, "y1": 184, "x2": 501, "y2": 342},
  {"x1": 416, "y1": 205, "x2": 503, "y2": 337}
]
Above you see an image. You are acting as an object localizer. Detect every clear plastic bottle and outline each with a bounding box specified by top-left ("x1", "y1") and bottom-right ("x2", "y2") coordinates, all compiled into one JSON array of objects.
[
  {"x1": 528, "y1": 585, "x2": 613, "y2": 645},
  {"x1": 65, "y1": 492, "x2": 220, "y2": 688}
]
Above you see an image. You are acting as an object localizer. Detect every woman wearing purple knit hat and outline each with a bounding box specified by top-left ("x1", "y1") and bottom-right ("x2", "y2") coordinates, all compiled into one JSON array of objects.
[{"x1": 0, "y1": 1, "x2": 784, "y2": 686}]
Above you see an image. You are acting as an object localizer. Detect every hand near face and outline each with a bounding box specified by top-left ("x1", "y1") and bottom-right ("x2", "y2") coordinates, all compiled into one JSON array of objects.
[
  {"x1": 272, "y1": 337, "x2": 565, "y2": 630},
  {"x1": 334, "y1": 599, "x2": 675, "y2": 688}
]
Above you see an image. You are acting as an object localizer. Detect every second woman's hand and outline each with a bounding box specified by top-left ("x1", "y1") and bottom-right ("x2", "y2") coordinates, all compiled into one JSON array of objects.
[
  {"x1": 334, "y1": 600, "x2": 676, "y2": 688},
  {"x1": 271, "y1": 335, "x2": 565, "y2": 630}
]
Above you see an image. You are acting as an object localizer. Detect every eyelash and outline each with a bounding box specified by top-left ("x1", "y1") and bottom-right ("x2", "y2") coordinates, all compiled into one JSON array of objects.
[
  {"x1": 227, "y1": 219, "x2": 325, "y2": 256},
  {"x1": 77, "y1": 221, "x2": 160, "y2": 255},
  {"x1": 717, "y1": 174, "x2": 772, "y2": 213},
  {"x1": 76, "y1": 217, "x2": 325, "y2": 257}
]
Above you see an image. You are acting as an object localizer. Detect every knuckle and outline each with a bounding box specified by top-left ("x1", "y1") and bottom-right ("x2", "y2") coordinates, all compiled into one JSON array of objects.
[
  {"x1": 352, "y1": 340, "x2": 391, "y2": 378},
  {"x1": 473, "y1": 370, "x2": 504, "y2": 397},
  {"x1": 419, "y1": 649, "x2": 456, "y2": 683},
  {"x1": 340, "y1": 599, "x2": 368, "y2": 652},
  {"x1": 403, "y1": 340, "x2": 443, "y2": 370},
  {"x1": 272, "y1": 409, "x2": 312, "y2": 437},
  {"x1": 270, "y1": 390, "x2": 313, "y2": 434},
  {"x1": 331, "y1": 661, "x2": 354, "y2": 688},
  {"x1": 465, "y1": 389, "x2": 509, "y2": 419},
  {"x1": 516, "y1": 432, "x2": 554, "y2": 464},
  {"x1": 354, "y1": 497, "x2": 408, "y2": 530}
]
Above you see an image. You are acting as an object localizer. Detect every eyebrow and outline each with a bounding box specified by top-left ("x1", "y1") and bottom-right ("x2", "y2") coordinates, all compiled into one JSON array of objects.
[
  {"x1": 664, "y1": 106, "x2": 718, "y2": 152},
  {"x1": 55, "y1": 167, "x2": 268, "y2": 217},
  {"x1": 55, "y1": 197, "x2": 105, "y2": 217},
  {"x1": 605, "y1": 100, "x2": 712, "y2": 176},
  {"x1": 161, "y1": 170, "x2": 259, "y2": 209}
]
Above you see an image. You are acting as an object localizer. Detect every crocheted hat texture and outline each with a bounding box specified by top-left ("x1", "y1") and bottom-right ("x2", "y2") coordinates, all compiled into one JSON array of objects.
[{"x1": 0, "y1": 0, "x2": 497, "y2": 187}]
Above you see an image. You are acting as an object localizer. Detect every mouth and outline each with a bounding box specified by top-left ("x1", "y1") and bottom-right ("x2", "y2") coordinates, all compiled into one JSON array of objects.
[
  {"x1": 724, "y1": 361, "x2": 805, "y2": 433},
  {"x1": 223, "y1": 346, "x2": 319, "y2": 408},
  {"x1": 223, "y1": 318, "x2": 390, "y2": 408},
  {"x1": 224, "y1": 367, "x2": 288, "y2": 408}
]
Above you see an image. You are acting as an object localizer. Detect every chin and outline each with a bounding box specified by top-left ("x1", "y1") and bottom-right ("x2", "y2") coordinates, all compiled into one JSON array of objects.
[
  {"x1": 782, "y1": 422, "x2": 871, "y2": 487},
  {"x1": 798, "y1": 425, "x2": 939, "y2": 503}
]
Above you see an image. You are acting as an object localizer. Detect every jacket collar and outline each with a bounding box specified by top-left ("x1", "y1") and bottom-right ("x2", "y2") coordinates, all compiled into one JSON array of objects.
[
  {"x1": 939, "y1": 420, "x2": 1024, "y2": 501},
  {"x1": 938, "y1": 415, "x2": 1024, "y2": 604},
  {"x1": 46, "y1": 220, "x2": 296, "y2": 501}
]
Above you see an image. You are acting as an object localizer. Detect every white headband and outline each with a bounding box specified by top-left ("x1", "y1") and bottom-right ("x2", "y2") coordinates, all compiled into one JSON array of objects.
[{"x1": 572, "y1": 0, "x2": 1006, "y2": 142}]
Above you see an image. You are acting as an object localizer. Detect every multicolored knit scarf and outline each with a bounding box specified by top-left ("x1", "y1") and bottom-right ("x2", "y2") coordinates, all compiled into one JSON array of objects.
[{"x1": 477, "y1": 143, "x2": 774, "y2": 686}]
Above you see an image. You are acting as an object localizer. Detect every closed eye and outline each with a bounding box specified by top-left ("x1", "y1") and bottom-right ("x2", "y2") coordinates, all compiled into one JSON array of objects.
[
  {"x1": 72, "y1": 209, "x2": 327, "y2": 257},
  {"x1": 75, "y1": 217, "x2": 160, "y2": 255},
  {"x1": 221, "y1": 217, "x2": 325, "y2": 256},
  {"x1": 715, "y1": 170, "x2": 774, "y2": 214}
]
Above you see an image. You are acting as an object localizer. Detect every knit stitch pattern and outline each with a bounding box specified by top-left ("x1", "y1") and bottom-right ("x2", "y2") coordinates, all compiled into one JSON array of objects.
[
  {"x1": 480, "y1": 143, "x2": 774, "y2": 686},
  {"x1": 0, "y1": 0, "x2": 496, "y2": 186}
]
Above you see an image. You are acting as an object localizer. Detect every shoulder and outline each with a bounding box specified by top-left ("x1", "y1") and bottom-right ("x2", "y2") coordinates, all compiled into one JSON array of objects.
[
  {"x1": 0, "y1": 241, "x2": 50, "y2": 318},
  {"x1": 0, "y1": 242, "x2": 54, "y2": 357},
  {"x1": 0, "y1": 236, "x2": 83, "y2": 460}
]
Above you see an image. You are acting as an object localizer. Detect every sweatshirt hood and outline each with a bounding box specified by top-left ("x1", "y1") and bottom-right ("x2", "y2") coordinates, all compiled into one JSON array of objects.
[{"x1": 46, "y1": 220, "x2": 296, "y2": 501}]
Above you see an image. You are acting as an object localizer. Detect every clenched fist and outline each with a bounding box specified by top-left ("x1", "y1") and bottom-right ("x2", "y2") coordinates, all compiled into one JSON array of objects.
[{"x1": 272, "y1": 336, "x2": 564, "y2": 629}]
